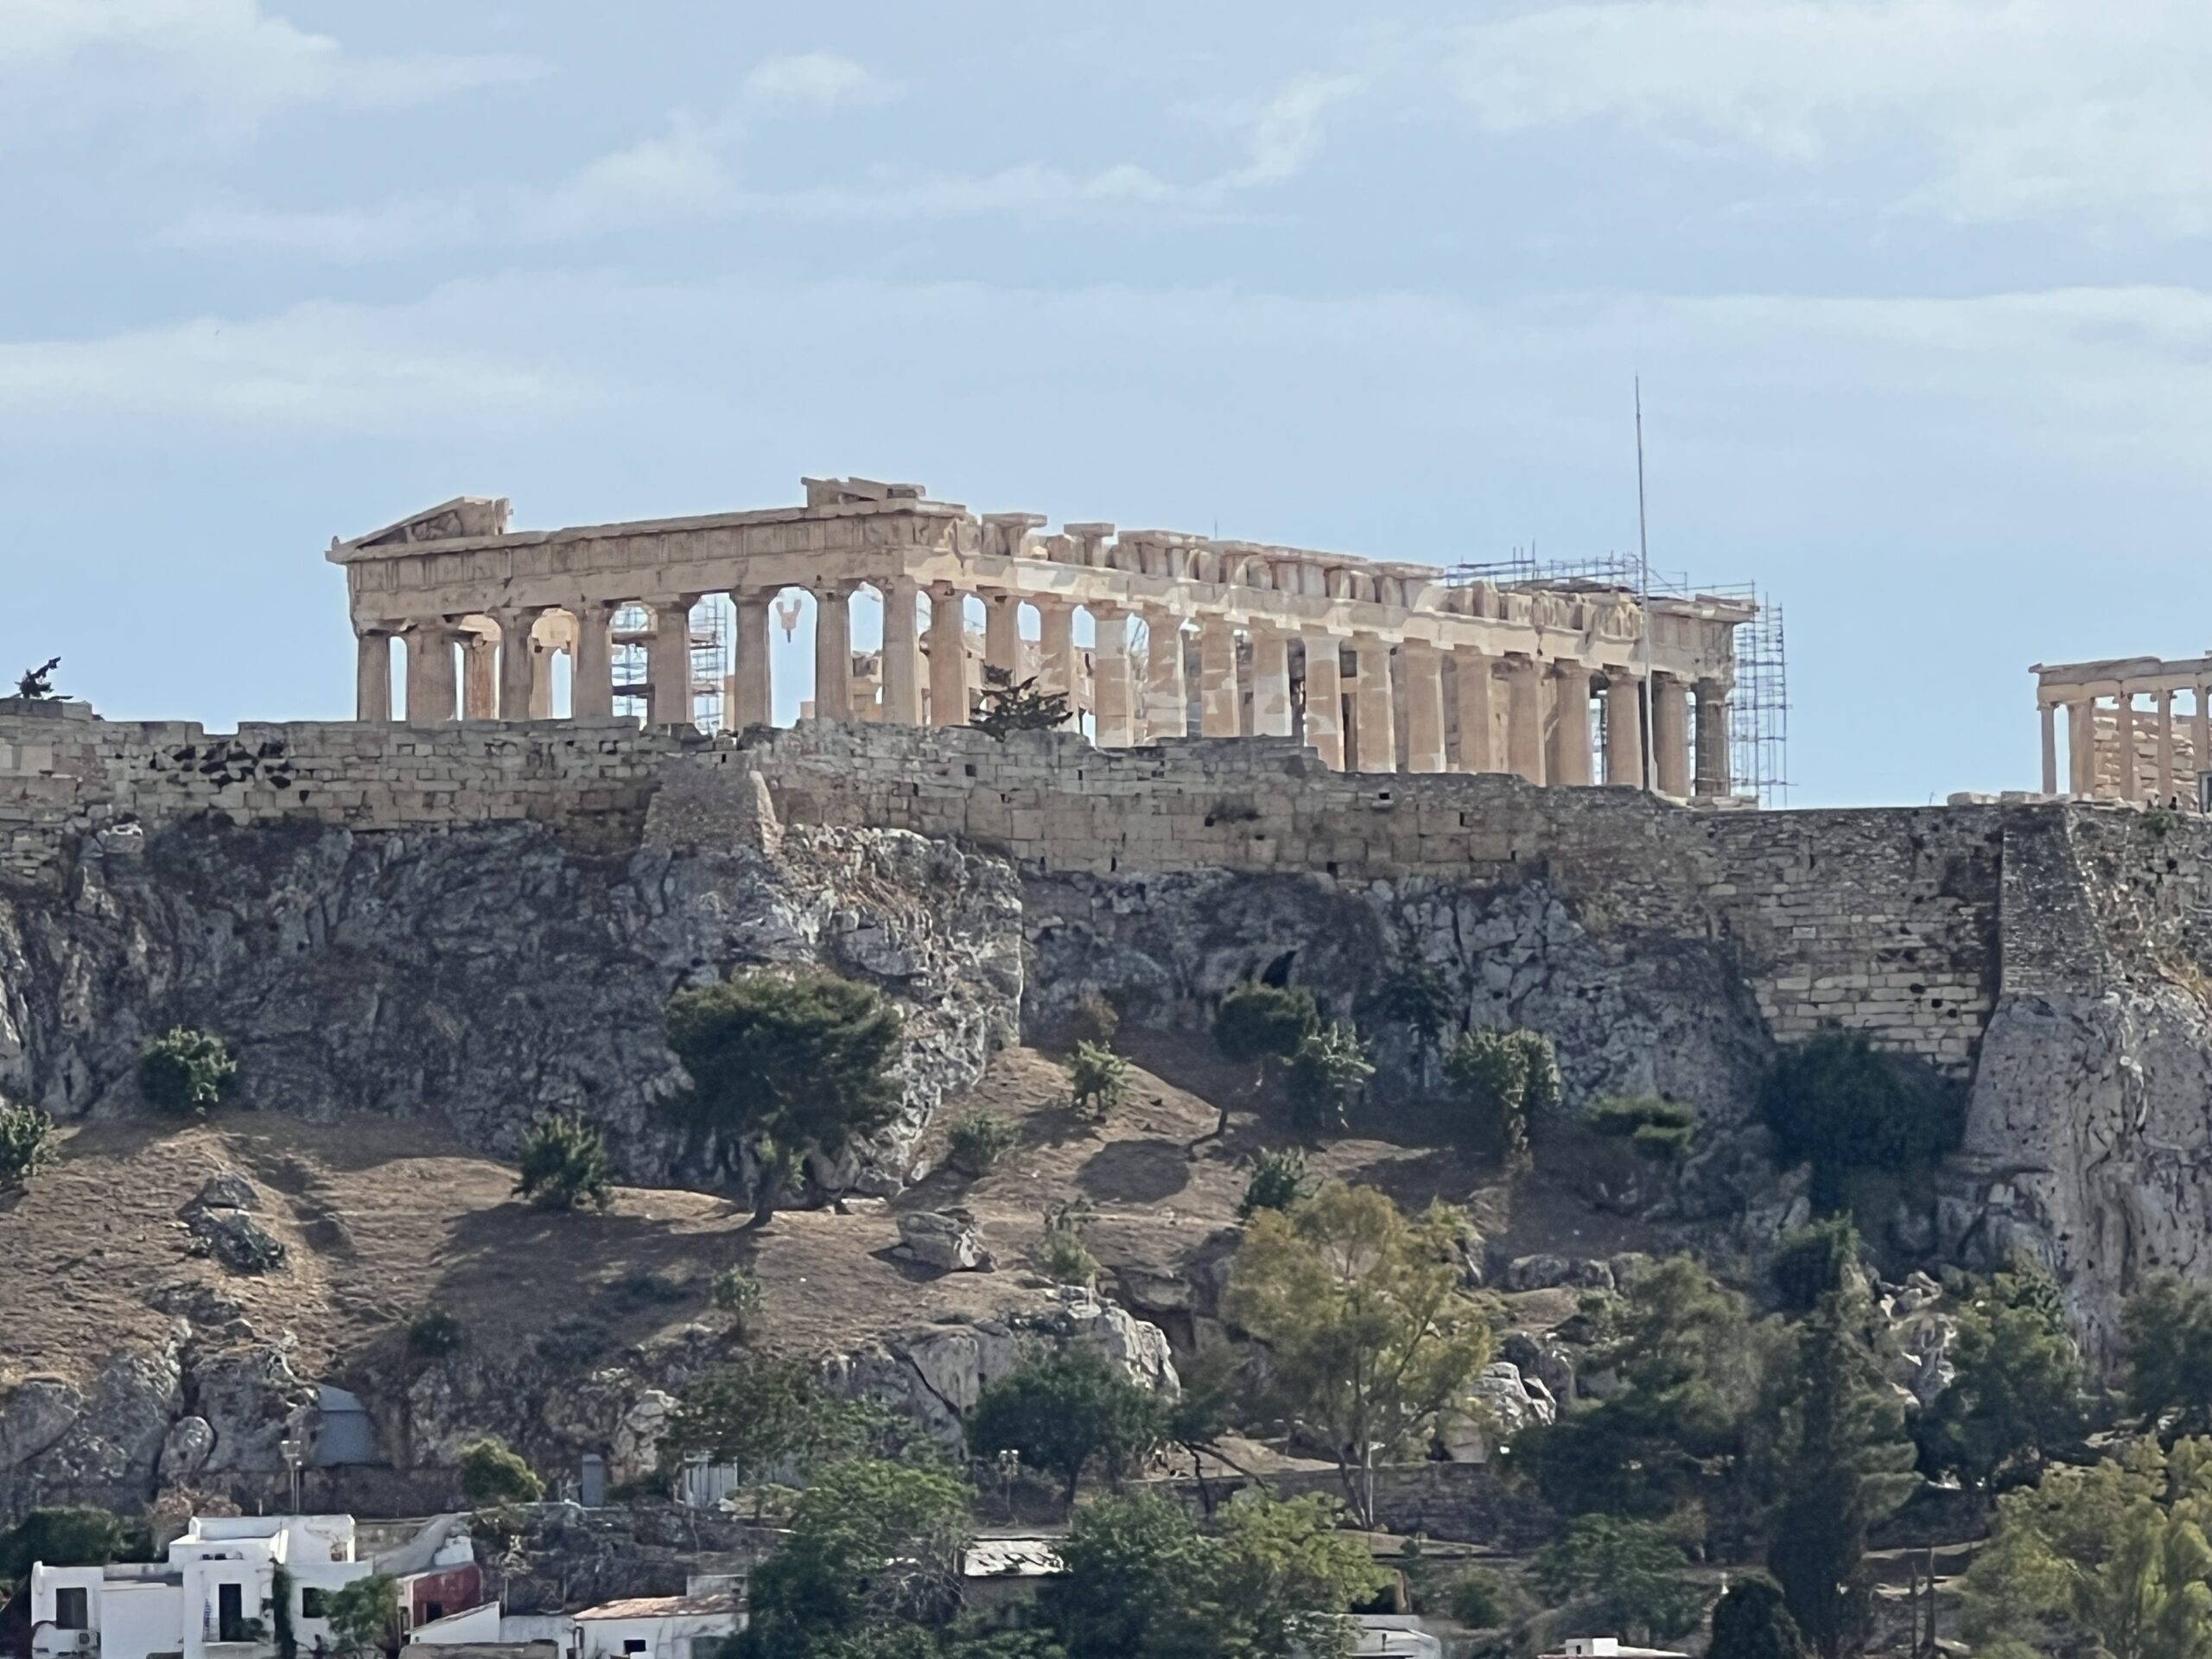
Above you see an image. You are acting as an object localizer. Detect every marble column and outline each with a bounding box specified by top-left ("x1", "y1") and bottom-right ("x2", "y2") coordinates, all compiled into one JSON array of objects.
[
  {"x1": 2196, "y1": 690, "x2": 2211, "y2": 808},
  {"x1": 2116, "y1": 691, "x2": 2138, "y2": 802},
  {"x1": 2040, "y1": 702, "x2": 2059, "y2": 797},
  {"x1": 1144, "y1": 612, "x2": 1188, "y2": 739},
  {"x1": 2158, "y1": 688, "x2": 2177, "y2": 804},
  {"x1": 1036, "y1": 599, "x2": 1077, "y2": 727},
  {"x1": 1652, "y1": 671, "x2": 1690, "y2": 797},
  {"x1": 1091, "y1": 607, "x2": 1135, "y2": 747},
  {"x1": 1503, "y1": 655, "x2": 1545, "y2": 784},
  {"x1": 1453, "y1": 649, "x2": 1497, "y2": 773},
  {"x1": 1548, "y1": 663, "x2": 1593, "y2": 786},
  {"x1": 730, "y1": 592, "x2": 773, "y2": 730},
  {"x1": 1250, "y1": 626, "x2": 1293, "y2": 738},
  {"x1": 927, "y1": 587, "x2": 969, "y2": 726},
  {"x1": 649, "y1": 596, "x2": 696, "y2": 726},
  {"x1": 497, "y1": 609, "x2": 539, "y2": 721},
  {"x1": 405, "y1": 623, "x2": 458, "y2": 726},
  {"x1": 354, "y1": 630, "x2": 392, "y2": 723},
  {"x1": 1693, "y1": 677, "x2": 1731, "y2": 798},
  {"x1": 1402, "y1": 642, "x2": 1447, "y2": 773},
  {"x1": 1604, "y1": 670, "x2": 1645, "y2": 787},
  {"x1": 880, "y1": 577, "x2": 923, "y2": 726},
  {"x1": 1352, "y1": 636, "x2": 1397, "y2": 774},
  {"x1": 1199, "y1": 619, "x2": 1240, "y2": 737},
  {"x1": 812, "y1": 586, "x2": 853, "y2": 721},
  {"x1": 983, "y1": 594, "x2": 1021, "y2": 682},
  {"x1": 462, "y1": 632, "x2": 497, "y2": 720},
  {"x1": 1302, "y1": 632, "x2": 1344, "y2": 769},
  {"x1": 572, "y1": 601, "x2": 616, "y2": 720},
  {"x1": 526, "y1": 620, "x2": 556, "y2": 720},
  {"x1": 2068, "y1": 698, "x2": 2094, "y2": 798}
]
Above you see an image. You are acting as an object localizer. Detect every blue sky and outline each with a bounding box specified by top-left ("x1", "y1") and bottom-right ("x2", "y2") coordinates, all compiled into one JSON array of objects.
[{"x1": 4, "y1": 0, "x2": 2209, "y2": 805}]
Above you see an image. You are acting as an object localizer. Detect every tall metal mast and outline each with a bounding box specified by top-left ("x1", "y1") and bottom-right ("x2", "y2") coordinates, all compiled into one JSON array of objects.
[{"x1": 1636, "y1": 378, "x2": 1656, "y2": 791}]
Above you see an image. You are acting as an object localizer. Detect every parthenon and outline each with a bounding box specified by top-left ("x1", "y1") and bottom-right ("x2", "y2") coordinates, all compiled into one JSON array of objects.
[
  {"x1": 329, "y1": 476, "x2": 1757, "y2": 793},
  {"x1": 2033, "y1": 653, "x2": 2212, "y2": 806}
]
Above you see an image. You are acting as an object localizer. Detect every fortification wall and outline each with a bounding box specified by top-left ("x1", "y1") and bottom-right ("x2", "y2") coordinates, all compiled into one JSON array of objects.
[{"x1": 18, "y1": 704, "x2": 2197, "y2": 1077}]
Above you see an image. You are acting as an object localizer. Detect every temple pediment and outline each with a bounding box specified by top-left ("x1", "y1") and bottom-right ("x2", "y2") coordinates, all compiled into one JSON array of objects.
[{"x1": 333, "y1": 497, "x2": 511, "y2": 557}]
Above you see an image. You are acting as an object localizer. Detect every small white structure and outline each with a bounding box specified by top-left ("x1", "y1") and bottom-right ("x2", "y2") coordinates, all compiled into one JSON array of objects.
[
  {"x1": 1542, "y1": 1641, "x2": 1690, "y2": 1659},
  {"x1": 1351, "y1": 1616, "x2": 1445, "y2": 1658},
  {"x1": 570, "y1": 1579, "x2": 742, "y2": 1659},
  {"x1": 30, "y1": 1515, "x2": 478, "y2": 1659}
]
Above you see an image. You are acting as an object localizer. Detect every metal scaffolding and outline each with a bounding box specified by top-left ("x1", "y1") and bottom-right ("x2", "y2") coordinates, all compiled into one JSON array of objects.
[
  {"x1": 1446, "y1": 550, "x2": 1791, "y2": 807},
  {"x1": 609, "y1": 598, "x2": 732, "y2": 732}
]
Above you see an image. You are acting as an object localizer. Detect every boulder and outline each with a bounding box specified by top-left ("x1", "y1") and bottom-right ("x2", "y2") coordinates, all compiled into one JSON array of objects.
[
  {"x1": 1502, "y1": 1331, "x2": 1578, "y2": 1406},
  {"x1": 610, "y1": 1389, "x2": 677, "y2": 1485},
  {"x1": 158, "y1": 1415, "x2": 215, "y2": 1482},
  {"x1": 897, "y1": 1211, "x2": 993, "y2": 1272},
  {"x1": 188, "y1": 1211, "x2": 287, "y2": 1275},
  {"x1": 1503, "y1": 1254, "x2": 1613, "y2": 1294}
]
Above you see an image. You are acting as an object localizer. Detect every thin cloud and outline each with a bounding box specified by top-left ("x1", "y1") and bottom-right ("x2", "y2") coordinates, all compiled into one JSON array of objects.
[{"x1": 739, "y1": 52, "x2": 896, "y2": 111}]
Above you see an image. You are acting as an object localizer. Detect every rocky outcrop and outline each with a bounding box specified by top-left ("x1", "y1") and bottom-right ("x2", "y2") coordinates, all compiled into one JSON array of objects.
[
  {"x1": 895, "y1": 1211, "x2": 994, "y2": 1272},
  {"x1": 0, "y1": 816, "x2": 1021, "y2": 1198}
]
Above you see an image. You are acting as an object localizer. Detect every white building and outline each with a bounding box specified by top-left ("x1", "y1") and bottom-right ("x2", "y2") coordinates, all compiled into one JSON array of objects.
[
  {"x1": 30, "y1": 1515, "x2": 479, "y2": 1659},
  {"x1": 570, "y1": 1579, "x2": 743, "y2": 1659}
]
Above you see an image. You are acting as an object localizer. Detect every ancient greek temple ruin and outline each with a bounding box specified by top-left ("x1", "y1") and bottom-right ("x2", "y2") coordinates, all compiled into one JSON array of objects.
[
  {"x1": 2032, "y1": 654, "x2": 2212, "y2": 806},
  {"x1": 330, "y1": 476, "x2": 1756, "y2": 793}
]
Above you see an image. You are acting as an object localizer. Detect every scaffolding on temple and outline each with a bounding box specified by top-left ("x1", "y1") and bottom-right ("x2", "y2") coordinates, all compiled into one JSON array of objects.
[
  {"x1": 608, "y1": 599, "x2": 733, "y2": 732},
  {"x1": 1447, "y1": 550, "x2": 1791, "y2": 807}
]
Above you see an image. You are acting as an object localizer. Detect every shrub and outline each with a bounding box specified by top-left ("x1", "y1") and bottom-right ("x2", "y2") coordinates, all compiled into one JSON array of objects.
[
  {"x1": 1068, "y1": 1042, "x2": 1130, "y2": 1122},
  {"x1": 513, "y1": 1114, "x2": 613, "y2": 1211},
  {"x1": 1443, "y1": 1566, "x2": 1508, "y2": 1629},
  {"x1": 457, "y1": 1437, "x2": 543, "y2": 1506},
  {"x1": 0, "y1": 1098, "x2": 55, "y2": 1190},
  {"x1": 1772, "y1": 1217, "x2": 1861, "y2": 1313},
  {"x1": 1283, "y1": 1025, "x2": 1374, "y2": 1134},
  {"x1": 1443, "y1": 1027, "x2": 1558, "y2": 1164},
  {"x1": 1037, "y1": 1198, "x2": 1100, "y2": 1288},
  {"x1": 137, "y1": 1027, "x2": 238, "y2": 1117},
  {"x1": 1067, "y1": 991, "x2": 1121, "y2": 1048},
  {"x1": 405, "y1": 1307, "x2": 465, "y2": 1359},
  {"x1": 971, "y1": 664, "x2": 1071, "y2": 737},
  {"x1": 969, "y1": 1351, "x2": 1165, "y2": 1503},
  {"x1": 1239, "y1": 1147, "x2": 1312, "y2": 1220},
  {"x1": 1371, "y1": 961, "x2": 1455, "y2": 1049},
  {"x1": 1591, "y1": 1096, "x2": 1698, "y2": 1161},
  {"x1": 1213, "y1": 983, "x2": 1319, "y2": 1069},
  {"x1": 712, "y1": 1265, "x2": 765, "y2": 1333},
  {"x1": 946, "y1": 1110, "x2": 1019, "y2": 1175},
  {"x1": 1758, "y1": 1030, "x2": 1963, "y2": 1211}
]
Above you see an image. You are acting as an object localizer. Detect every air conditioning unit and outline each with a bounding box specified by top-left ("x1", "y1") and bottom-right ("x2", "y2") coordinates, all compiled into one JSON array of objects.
[{"x1": 71, "y1": 1631, "x2": 96, "y2": 1651}]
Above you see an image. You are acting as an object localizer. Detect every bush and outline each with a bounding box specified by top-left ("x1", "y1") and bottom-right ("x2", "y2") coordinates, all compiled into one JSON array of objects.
[
  {"x1": 1238, "y1": 1147, "x2": 1312, "y2": 1220},
  {"x1": 1371, "y1": 962, "x2": 1455, "y2": 1049},
  {"x1": 1758, "y1": 1030, "x2": 1963, "y2": 1211},
  {"x1": 946, "y1": 1110, "x2": 1019, "y2": 1175},
  {"x1": 1591, "y1": 1096, "x2": 1698, "y2": 1162},
  {"x1": 405, "y1": 1307, "x2": 465, "y2": 1358},
  {"x1": 1037, "y1": 1198, "x2": 1100, "y2": 1288},
  {"x1": 1773, "y1": 1217, "x2": 1861, "y2": 1312},
  {"x1": 1212, "y1": 982, "x2": 1319, "y2": 1069},
  {"x1": 0, "y1": 1508, "x2": 128, "y2": 1584},
  {"x1": 0, "y1": 1098, "x2": 55, "y2": 1190},
  {"x1": 1443, "y1": 1027, "x2": 1558, "y2": 1164},
  {"x1": 457, "y1": 1437, "x2": 543, "y2": 1506},
  {"x1": 1068, "y1": 1042, "x2": 1130, "y2": 1122},
  {"x1": 137, "y1": 1027, "x2": 237, "y2": 1117},
  {"x1": 969, "y1": 1351, "x2": 1165, "y2": 1503},
  {"x1": 1283, "y1": 1025, "x2": 1374, "y2": 1133},
  {"x1": 513, "y1": 1114, "x2": 613, "y2": 1211},
  {"x1": 1068, "y1": 991, "x2": 1121, "y2": 1048},
  {"x1": 713, "y1": 1265, "x2": 765, "y2": 1333},
  {"x1": 1442, "y1": 1566, "x2": 1508, "y2": 1629}
]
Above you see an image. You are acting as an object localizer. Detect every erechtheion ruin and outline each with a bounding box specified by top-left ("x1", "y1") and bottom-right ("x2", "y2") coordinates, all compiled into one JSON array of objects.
[
  {"x1": 2033, "y1": 654, "x2": 2212, "y2": 806},
  {"x1": 329, "y1": 476, "x2": 1756, "y2": 793}
]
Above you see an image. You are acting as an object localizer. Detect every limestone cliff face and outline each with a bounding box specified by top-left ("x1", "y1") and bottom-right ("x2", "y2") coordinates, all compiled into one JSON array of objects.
[{"x1": 0, "y1": 816, "x2": 1022, "y2": 1191}]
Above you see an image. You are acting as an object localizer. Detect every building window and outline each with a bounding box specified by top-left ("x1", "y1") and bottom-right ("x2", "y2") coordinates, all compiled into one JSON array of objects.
[
  {"x1": 623, "y1": 1642, "x2": 648, "y2": 1655},
  {"x1": 54, "y1": 1588, "x2": 88, "y2": 1631},
  {"x1": 301, "y1": 1590, "x2": 329, "y2": 1620},
  {"x1": 422, "y1": 1604, "x2": 443, "y2": 1625},
  {"x1": 218, "y1": 1582, "x2": 246, "y2": 1643}
]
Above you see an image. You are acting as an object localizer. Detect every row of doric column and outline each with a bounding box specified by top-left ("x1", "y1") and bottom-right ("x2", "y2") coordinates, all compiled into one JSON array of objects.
[
  {"x1": 2041, "y1": 684, "x2": 2211, "y2": 806},
  {"x1": 355, "y1": 588, "x2": 1735, "y2": 797}
]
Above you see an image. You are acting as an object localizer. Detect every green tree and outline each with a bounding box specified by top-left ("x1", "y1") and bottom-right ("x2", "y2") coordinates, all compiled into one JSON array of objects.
[
  {"x1": 734, "y1": 1458, "x2": 973, "y2": 1657},
  {"x1": 1441, "y1": 1027, "x2": 1557, "y2": 1165},
  {"x1": 324, "y1": 1574, "x2": 403, "y2": 1658},
  {"x1": 1370, "y1": 961, "x2": 1454, "y2": 1053},
  {"x1": 1237, "y1": 1147, "x2": 1312, "y2": 1220},
  {"x1": 0, "y1": 1097, "x2": 56, "y2": 1190},
  {"x1": 970, "y1": 665, "x2": 1071, "y2": 738},
  {"x1": 1962, "y1": 1438, "x2": 2212, "y2": 1659},
  {"x1": 1532, "y1": 1515, "x2": 1710, "y2": 1644},
  {"x1": 969, "y1": 1351, "x2": 1163, "y2": 1504},
  {"x1": 1208, "y1": 982, "x2": 1319, "y2": 1140},
  {"x1": 1758, "y1": 1030, "x2": 1963, "y2": 1215},
  {"x1": 1067, "y1": 1042, "x2": 1130, "y2": 1122},
  {"x1": 946, "y1": 1111, "x2": 1019, "y2": 1174},
  {"x1": 0, "y1": 1508, "x2": 128, "y2": 1587},
  {"x1": 1771, "y1": 1217, "x2": 1860, "y2": 1313},
  {"x1": 457, "y1": 1437, "x2": 543, "y2": 1505},
  {"x1": 2126, "y1": 1274, "x2": 2212, "y2": 1437},
  {"x1": 137, "y1": 1026, "x2": 238, "y2": 1116},
  {"x1": 1707, "y1": 1578, "x2": 1808, "y2": 1659},
  {"x1": 1225, "y1": 1182, "x2": 1492, "y2": 1526},
  {"x1": 663, "y1": 1358, "x2": 883, "y2": 1499},
  {"x1": 1442, "y1": 1567, "x2": 1508, "y2": 1629},
  {"x1": 666, "y1": 970, "x2": 904, "y2": 1224},
  {"x1": 1766, "y1": 1288, "x2": 1920, "y2": 1659},
  {"x1": 712, "y1": 1265, "x2": 766, "y2": 1334},
  {"x1": 1921, "y1": 1257, "x2": 2091, "y2": 1496},
  {"x1": 1042, "y1": 1490, "x2": 1383, "y2": 1659},
  {"x1": 513, "y1": 1113, "x2": 613, "y2": 1211},
  {"x1": 1282, "y1": 1026, "x2": 1373, "y2": 1135}
]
